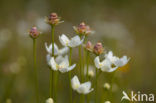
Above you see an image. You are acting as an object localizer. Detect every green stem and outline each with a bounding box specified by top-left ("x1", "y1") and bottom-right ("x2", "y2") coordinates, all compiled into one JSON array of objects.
[
  {"x1": 50, "y1": 26, "x2": 55, "y2": 98},
  {"x1": 95, "y1": 68, "x2": 98, "y2": 103},
  {"x1": 86, "y1": 51, "x2": 90, "y2": 103},
  {"x1": 79, "y1": 45, "x2": 82, "y2": 81},
  {"x1": 69, "y1": 48, "x2": 73, "y2": 103},
  {"x1": 33, "y1": 39, "x2": 39, "y2": 103}
]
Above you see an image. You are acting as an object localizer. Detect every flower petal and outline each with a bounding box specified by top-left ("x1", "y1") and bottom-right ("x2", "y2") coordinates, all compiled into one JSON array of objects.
[
  {"x1": 77, "y1": 81, "x2": 94, "y2": 94},
  {"x1": 94, "y1": 56, "x2": 101, "y2": 69},
  {"x1": 59, "y1": 34, "x2": 70, "y2": 46},
  {"x1": 69, "y1": 35, "x2": 84, "y2": 47},
  {"x1": 114, "y1": 56, "x2": 130, "y2": 67},
  {"x1": 71, "y1": 75, "x2": 81, "y2": 90},
  {"x1": 45, "y1": 42, "x2": 59, "y2": 55},
  {"x1": 58, "y1": 47, "x2": 69, "y2": 55},
  {"x1": 49, "y1": 57, "x2": 58, "y2": 71},
  {"x1": 59, "y1": 64, "x2": 76, "y2": 73}
]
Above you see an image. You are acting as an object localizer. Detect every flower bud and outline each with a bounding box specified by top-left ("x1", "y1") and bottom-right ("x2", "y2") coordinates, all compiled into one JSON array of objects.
[
  {"x1": 103, "y1": 83, "x2": 111, "y2": 90},
  {"x1": 46, "y1": 98, "x2": 54, "y2": 103},
  {"x1": 45, "y1": 12, "x2": 63, "y2": 26},
  {"x1": 93, "y1": 42, "x2": 104, "y2": 55},
  {"x1": 73, "y1": 22, "x2": 92, "y2": 36},
  {"x1": 88, "y1": 69, "x2": 94, "y2": 77},
  {"x1": 29, "y1": 26, "x2": 40, "y2": 39},
  {"x1": 104, "y1": 101, "x2": 111, "y2": 103},
  {"x1": 85, "y1": 41, "x2": 93, "y2": 52}
]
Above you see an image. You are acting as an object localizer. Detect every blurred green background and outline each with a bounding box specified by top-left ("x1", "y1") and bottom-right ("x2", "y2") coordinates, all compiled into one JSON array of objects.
[{"x1": 0, "y1": 0, "x2": 156, "y2": 103}]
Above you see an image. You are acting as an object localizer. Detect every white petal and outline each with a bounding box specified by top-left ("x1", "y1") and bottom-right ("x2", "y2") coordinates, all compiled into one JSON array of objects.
[
  {"x1": 59, "y1": 55, "x2": 69, "y2": 68},
  {"x1": 69, "y1": 35, "x2": 84, "y2": 47},
  {"x1": 45, "y1": 42, "x2": 59, "y2": 55},
  {"x1": 46, "y1": 54, "x2": 51, "y2": 66},
  {"x1": 59, "y1": 34, "x2": 70, "y2": 46},
  {"x1": 55, "y1": 55, "x2": 64, "y2": 64},
  {"x1": 71, "y1": 75, "x2": 81, "y2": 90},
  {"x1": 45, "y1": 42, "x2": 52, "y2": 54},
  {"x1": 77, "y1": 81, "x2": 94, "y2": 94},
  {"x1": 58, "y1": 47, "x2": 69, "y2": 55},
  {"x1": 101, "y1": 59, "x2": 118, "y2": 72},
  {"x1": 114, "y1": 56, "x2": 130, "y2": 67},
  {"x1": 94, "y1": 56, "x2": 101, "y2": 69},
  {"x1": 49, "y1": 57, "x2": 58, "y2": 71},
  {"x1": 59, "y1": 64, "x2": 76, "y2": 73}
]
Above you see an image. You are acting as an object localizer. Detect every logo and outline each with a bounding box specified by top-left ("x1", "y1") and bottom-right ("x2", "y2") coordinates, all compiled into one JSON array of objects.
[{"x1": 121, "y1": 91, "x2": 155, "y2": 102}]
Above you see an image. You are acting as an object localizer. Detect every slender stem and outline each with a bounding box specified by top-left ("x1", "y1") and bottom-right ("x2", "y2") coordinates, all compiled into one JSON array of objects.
[
  {"x1": 49, "y1": 70, "x2": 53, "y2": 97},
  {"x1": 110, "y1": 71, "x2": 116, "y2": 101},
  {"x1": 86, "y1": 51, "x2": 89, "y2": 80},
  {"x1": 50, "y1": 26, "x2": 55, "y2": 98},
  {"x1": 69, "y1": 48, "x2": 73, "y2": 103},
  {"x1": 79, "y1": 45, "x2": 82, "y2": 81},
  {"x1": 79, "y1": 45, "x2": 84, "y2": 103},
  {"x1": 95, "y1": 68, "x2": 98, "y2": 103},
  {"x1": 33, "y1": 39, "x2": 39, "y2": 103},
  {"x1": 86, "y1": 51, "x2": 90, "y2": 103}
]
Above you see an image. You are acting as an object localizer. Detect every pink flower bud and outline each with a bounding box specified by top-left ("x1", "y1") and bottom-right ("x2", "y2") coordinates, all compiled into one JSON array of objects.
[
  {"x1": 93, "y1": 42, "x2": 104, "y2": 55},
  {"x1": 29, "y1": 27, "x2": 40, "y2": 39},
  {"x1": 46, "y1": 12, "x2": 63, "y2": 26},
  {"x1": 85, "y1": 41, "x2": 93, "y2": 52},
  {"x1": 73, "y1": 22, "x2": 92, "y2": 36}
]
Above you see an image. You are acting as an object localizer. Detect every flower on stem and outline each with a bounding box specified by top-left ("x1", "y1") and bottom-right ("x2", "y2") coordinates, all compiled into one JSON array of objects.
[
  {"x1": 29, "y1": 26, "x2": 40, "y2": 39},
  {"x1": 45, "y1": 12, "x2": 63, "y2": 26},
  {"x1": 93, "y1": 42, "x2": 104, "y2": 55},
  {"x1": 59, "y1": 34, "x2": 84, "y2": 48},
  {"x1": 45, "y1": 98, "x2": 54, "y2": 103},
  {"x1": 45, "y1": 42, "x2": 69, "y2": 56},
  {"x1": 85, "y1": 41, "x2": 93, "y2": 52},
  {"x1": 105, "y1": 51, "x2": 130, "y2": 67},
  {"x1": 71, "y1": 75, "x2": 94, "y2": 94},
  {"x1": 94, "y1": 56, "x2": 118, "y2": 72},
  {"x1": 48, "y1": 55, "x2": 76, "y2": 73},
  {"x1": 73, "y1": 22, "x2": 93, "y2": 36}
]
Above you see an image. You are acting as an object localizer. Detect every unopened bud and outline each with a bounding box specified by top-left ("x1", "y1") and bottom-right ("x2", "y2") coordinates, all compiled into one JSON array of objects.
[
  {"x1": 46, "y1": 98, "x2": 54, "y2": 103},
  {"x1": 93, "y1": 42, "x2": 104, "y2": 55},
  {"x1": 29, "y1": 26, "x2": 40, "y2": 39},
  {"x1": 103, "y1": 83, "x2": 111, "y2": 90},
  {"x1": 104, "y1": 101, "x2": 111, "y2": 103},
  {"x1": 85, "y1": 41, "x2": 93, "y2": 52},
  {"x1": 73, "y1": 22, "x2": 92, "y2": 36},
  {"x1": 46, "y1": 12, "x2": 63, "y2": 26}
]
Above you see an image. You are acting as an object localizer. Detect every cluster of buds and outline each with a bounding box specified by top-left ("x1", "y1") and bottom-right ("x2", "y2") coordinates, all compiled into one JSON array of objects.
[
  {"x1": 29, "y1": 26, "x2": 40, "y2": 39},
  {"x1": 45, "y1": 12, "x2": 63, "y2": 26},
  {"x1": 85, "y1": 41, "x2": 104, "y2": 55},
  {"x1": 73, "y1": 22, "x2": 93, "y2": 36}
]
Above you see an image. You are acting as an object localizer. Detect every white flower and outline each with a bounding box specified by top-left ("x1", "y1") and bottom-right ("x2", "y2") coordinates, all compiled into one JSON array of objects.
[
  {"x1": 71, "y1": 75, "x2": 94, "y2": 94},
  {"x1": 59, "y1": 34, "x2": 84, "y2": 48},
  {"x1": 45, "y1": 42, "x2": 69, "y2": 55},
  {"x1": 94, "y1": 56, "x2": 118, "y2": 72},
  {"x1": 45, "y1": 98, "x2": 54, "y2": 103},
  {"x1": 105, "y1": 51, "x2": 130, "y2": 67},
  {"x1": 49, "y1": 55, "x2": 76, "y2": 73}
]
